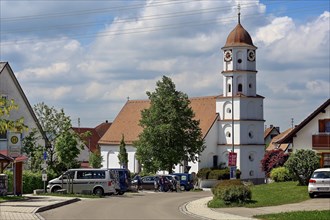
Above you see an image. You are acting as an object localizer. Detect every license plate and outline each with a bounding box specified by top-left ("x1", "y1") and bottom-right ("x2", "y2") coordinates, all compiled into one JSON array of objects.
[{"x1": 317, "y1": 187, "x2": 330, "y2": 191}]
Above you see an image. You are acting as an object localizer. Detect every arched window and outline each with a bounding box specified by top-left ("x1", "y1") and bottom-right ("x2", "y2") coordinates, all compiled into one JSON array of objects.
[{"x1": 238, "y1": 84, "x2": 243, "y2": 92}]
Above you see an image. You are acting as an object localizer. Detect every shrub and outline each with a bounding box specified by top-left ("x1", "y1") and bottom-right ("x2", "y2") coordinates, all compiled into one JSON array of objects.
[
  {"x1": 285, "y1": 149, "x2": 320, "y2": 186},
  {"x1": 261, "y1": 149, "x2": 289, "y2": 177},
  {"x1": 270, "y1": 167, "x2": 291, "y2": 182},
  {"x1": 211, "y1": 179, "x2": 243, "y2": 198},
  {"x1": 221, "y1": 185, "x2": 252, "y2": 204},
  {"x1": 197, "y1": 168, "x2": 212, "y2": 179},
  {"x1": 208, "y1": 169, "x2": 230, "y2": 180},
  {"x1": 211, "y1": 179, "x2": 251, "y2": 204},
  {"x1": 5, "y1": 170, "x2": 58, "y2": 194}
]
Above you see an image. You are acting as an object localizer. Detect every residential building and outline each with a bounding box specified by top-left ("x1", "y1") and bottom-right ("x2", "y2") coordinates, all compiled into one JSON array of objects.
[
  {"x1": 277, "y1": 99, "x2": 330, "y2": 167},
  {"x1": 0, "y1": 62, "x2": 47, "y2": 154},
  {"x1": 264, "y1": 125, "x2": 280, "y2": 147},
  {"x1": 73, "y1": 120, "x2": 111, "y2": 167}
]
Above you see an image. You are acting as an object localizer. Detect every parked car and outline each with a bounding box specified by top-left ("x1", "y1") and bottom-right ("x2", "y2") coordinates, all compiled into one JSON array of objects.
[
  {"x1": 108, "y1": 168, "x2": 131, "y2": 195},
  {"x1": 173, "y1": 173, "x2": 194, "y2": 191},
  {"x1": 161, "y1": 175, "x2": 180, "y2": 192},
  {"x1": 47, "y1": 168, "x2": 117, "y2": 196},
  {"x1": 138, "y1": 176, "x2": 158, "y2": 190},
  {"x1": 308, "y1": 168, "x2": 330, "y2": 198}
]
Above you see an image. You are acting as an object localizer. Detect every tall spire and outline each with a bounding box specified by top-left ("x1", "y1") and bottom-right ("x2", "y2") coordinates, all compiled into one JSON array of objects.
[{"x1": 238, "y1": 4, "x2": 241, "y2": 24}]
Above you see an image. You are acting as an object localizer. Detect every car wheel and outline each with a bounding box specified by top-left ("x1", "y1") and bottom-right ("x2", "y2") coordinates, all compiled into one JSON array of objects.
[
  {"x1": 51, "y1": 186, "x2": 61, "y2": 193},
  {"x1": 309, "y1": 193, "x2": 315, "y2": 198},
  {"x1": 118, "y1": 191, "x2": 125, "y2": 195},
  {"x1": 94, "y1": 187, "x2": 104, "y2": 197},
  {"x1": 180, "y1": 185, "x2": 186, "y2": 191}
]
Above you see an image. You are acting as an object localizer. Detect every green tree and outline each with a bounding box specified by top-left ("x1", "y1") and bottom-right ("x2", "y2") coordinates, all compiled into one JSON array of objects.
[
  {"x1": 0, "y1": 97, "x2": 27, "y2": 133},
  {"x1": 22, "y1": 128, "x2": 44, "y2": 171},
  {"x1": 55, "y1": 128, "x2": 82, "y2": 171},
  {"x1": 90, "y1": 148, "x2": 103, "y2": 168},
  {"x1": 33, "y1": 102, "x2": 81, "y2": 173},
  {"x1": 135, "y1": 76, "x2": 205, "y2": 173},
  {"x1": 285, "y1": 149, "x2": 320, "y2": 185},
  {"x1": 118, "y1": 134, "x2": 128, "y2": 168}
]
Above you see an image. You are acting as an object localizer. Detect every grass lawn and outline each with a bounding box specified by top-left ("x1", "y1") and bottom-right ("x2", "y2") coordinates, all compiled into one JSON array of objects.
[
  {"x1": 0, "y1": 196, "x2": 25, "y2": 203},
  {"x1": 254, "y1": 210, "x2": 330, "y2": 220},
  {"x1": 208, "y1": 181, "x2": 309, "y2": 208}
]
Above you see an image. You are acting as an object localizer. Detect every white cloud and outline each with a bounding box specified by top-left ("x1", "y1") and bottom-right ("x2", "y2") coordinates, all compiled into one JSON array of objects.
[
  {"x1": 1, "y1": 1, "x2": 329, "y2": 130},
  {"x1": 255, "y1": 16, "x2": 294, "y2": 45}
]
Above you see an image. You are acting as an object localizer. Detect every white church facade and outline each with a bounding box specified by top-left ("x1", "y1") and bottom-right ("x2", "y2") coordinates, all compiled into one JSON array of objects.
[{"x1": 99, "y1": 15, "x2": 265, "y2": 183}]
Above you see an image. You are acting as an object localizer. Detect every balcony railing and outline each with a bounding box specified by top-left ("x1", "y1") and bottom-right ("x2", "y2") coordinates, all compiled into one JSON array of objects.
[{"x1": 312, "y1": 133, "x2": 330, "y2": 150}]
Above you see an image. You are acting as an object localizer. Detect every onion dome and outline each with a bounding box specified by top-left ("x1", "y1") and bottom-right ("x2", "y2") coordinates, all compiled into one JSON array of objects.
[{"x1": 223, "y1": 10, "x2": 256, "y2": 48}]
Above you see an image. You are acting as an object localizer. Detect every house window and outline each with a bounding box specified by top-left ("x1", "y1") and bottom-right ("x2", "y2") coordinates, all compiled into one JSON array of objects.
[
  {"x1": 0, "y1": 95, "x2": 7, "y2": 109},
  {"x1": 0, "y1": 131, "x2": 7, "y2": 140},
  {"x1": 319, "y1": 119, "x2": 330, "y2": 133},
  {"x1": 238, "y1": 84, "x2": 243, "y2": 92},
  {"x1": 322, "y1": 153, "x2": 330, "y2": 168},
  {"x1": 228, "y1": 84, "x2": 231, "y2": 93},
  {"x1": 226, "y1": 132, "x2": 231, "y2": 138}
]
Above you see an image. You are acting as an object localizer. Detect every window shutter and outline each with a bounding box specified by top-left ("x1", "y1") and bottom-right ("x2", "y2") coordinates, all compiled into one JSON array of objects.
[{"x1": 319, "y1": 119, "x2": 325, "y2": 132}]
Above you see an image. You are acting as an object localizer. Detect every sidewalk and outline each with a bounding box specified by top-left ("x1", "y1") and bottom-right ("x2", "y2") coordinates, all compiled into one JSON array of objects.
[
  {"x1": 0, "y1": 195, "x2": 79, "y2": 220},
  {"x1": 182, "y1": 196, "x2": 330, "y2": 220}
]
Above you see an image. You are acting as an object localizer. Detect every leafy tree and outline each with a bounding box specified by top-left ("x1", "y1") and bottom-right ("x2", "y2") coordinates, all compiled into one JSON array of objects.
[
  {"x1": 22, "y1": 128, "x2": 44, "y2": 171},
  {"x1": 285, "y1": 149, "x2": 320, "y2": 185},
  {"x1": 0, "y1": 97, "x2": 27, "y2": 133},
  {"x1": 89, "y1": 148, "x2": 103, "y2": 168},
  {"x1": 55, "y1": 129, "x2": 83, "y2": 171},
  {"x1": 34, "y1": 102, "x2": 83, "y2": 174},
  {"x1": 261, "y1": 149, "x2": 289, "y2": 177},
  {"x1": 118, "y1": 134, "x2": 128, "y2": 168},
  {"x1": 135, "y1": 76, "x2": 205, "y2": 173}
]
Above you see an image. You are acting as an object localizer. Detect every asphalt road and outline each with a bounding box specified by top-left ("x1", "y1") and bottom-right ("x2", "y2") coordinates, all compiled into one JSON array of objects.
[{"x1": 39, "y1": 190, "x2": 213, "y2": 220}]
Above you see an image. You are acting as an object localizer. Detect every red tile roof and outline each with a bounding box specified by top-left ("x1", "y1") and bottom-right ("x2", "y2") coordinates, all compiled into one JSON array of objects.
[
  {"x1": 0, "y1": 150, "x2": 27, "y2": 162},
  {"x1": 72, "y1": 127, "x2": 101, "y2": 153},
  {"x1": 99, "y1": 96, "x2": 219, "y2": 145},
  {"x1": 266, "y1": 128, "x2": 294, "y2": 151}
]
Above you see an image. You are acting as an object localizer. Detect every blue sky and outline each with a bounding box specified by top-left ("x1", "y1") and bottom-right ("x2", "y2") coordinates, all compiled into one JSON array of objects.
[{"x1": 0, "y1": 0, "x2": 329, "y2": 131}]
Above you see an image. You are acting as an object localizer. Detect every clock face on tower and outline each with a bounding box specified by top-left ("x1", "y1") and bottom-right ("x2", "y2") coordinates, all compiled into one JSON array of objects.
[
  {"x1": 247, "y1": 49, "x2": 255, "y2": 61},
  {"x1": 224, "y1": 50, "x2": 232, "y2": 62}
]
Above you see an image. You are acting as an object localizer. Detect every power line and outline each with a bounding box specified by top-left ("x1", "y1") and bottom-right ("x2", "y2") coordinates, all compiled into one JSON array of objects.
[{"x1": 0, "y1": 2, "x2": 328, "y2": 46}]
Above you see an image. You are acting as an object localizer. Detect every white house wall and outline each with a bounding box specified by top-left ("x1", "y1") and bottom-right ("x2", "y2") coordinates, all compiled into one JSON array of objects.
[
  {"x1": 0, "y1": 65, "x2": 45, "y2": 151},
  {"x1": 100, "y1": 144, "x2": 139, "y2": 173},
  {"x1": 293, "y1": 105, "x2": 330, "y2": 151}
]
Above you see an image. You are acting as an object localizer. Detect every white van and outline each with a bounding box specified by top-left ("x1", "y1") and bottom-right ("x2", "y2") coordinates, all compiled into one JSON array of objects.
[{"x1": 47, "y1": 168, "x2": 116, "y2": 196}]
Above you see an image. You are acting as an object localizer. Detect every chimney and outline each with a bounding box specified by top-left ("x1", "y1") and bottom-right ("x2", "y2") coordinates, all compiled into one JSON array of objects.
[{"x1": 270, "y1": 124, "x2": 273, "y2": 128}]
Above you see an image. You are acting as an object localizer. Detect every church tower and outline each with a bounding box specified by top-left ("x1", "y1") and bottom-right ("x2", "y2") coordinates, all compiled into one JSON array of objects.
[{"x1": 216, "y1": 10, "x2": 265, "y2": 183}]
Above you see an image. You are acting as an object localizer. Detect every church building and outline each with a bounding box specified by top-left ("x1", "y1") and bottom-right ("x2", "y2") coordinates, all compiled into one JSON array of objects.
[{"x1": 99, "y1": 13, "x2": 265, "y2": 183}]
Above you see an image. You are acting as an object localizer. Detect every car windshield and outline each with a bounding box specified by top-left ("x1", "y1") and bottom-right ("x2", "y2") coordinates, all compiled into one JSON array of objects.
[{"x1": 312, "y1": 171, "x2": 330, "y2": 179}]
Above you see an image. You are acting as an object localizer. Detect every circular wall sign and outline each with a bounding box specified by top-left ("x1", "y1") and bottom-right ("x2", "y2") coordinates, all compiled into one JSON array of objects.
[{"x1": 11, "y1": 135, "x2": 19, "y2": 144}]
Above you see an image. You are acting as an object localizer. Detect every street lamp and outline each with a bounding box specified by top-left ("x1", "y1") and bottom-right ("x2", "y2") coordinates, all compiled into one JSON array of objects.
[{"x1": 226, "y1": 75, "x2": 236, "y2": 179}]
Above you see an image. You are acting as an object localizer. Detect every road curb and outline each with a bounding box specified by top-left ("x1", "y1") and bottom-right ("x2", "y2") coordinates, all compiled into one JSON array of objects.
[
  {"x1": 34, "y1": 198, "x2": 81, "y2": 213},
  {"x1": 179, "y1": 201, "x2": 212, "y2": 220}
]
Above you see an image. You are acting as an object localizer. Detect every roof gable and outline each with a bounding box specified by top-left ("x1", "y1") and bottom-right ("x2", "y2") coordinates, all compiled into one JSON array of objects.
[
  {"x1": 278, "y1": 99, "x2": 330, "y2": 144},
  {"x1": 0, "y1": 62, "x2": 48, "y2": 142},
  {"x1": 99, "y1": 96, "x2": 218, "y2": 145}
]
